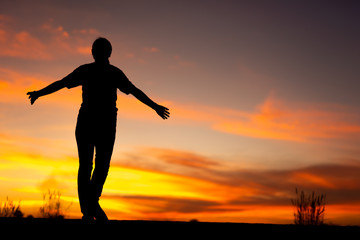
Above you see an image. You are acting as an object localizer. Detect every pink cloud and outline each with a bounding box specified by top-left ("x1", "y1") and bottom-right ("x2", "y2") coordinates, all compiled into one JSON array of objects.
[
  {"x1": 144, "y1": 47, "x2": 159, "y2": 53},
  {"x1": 0, "y1": 30, "x2": 51, "y2": 60}
]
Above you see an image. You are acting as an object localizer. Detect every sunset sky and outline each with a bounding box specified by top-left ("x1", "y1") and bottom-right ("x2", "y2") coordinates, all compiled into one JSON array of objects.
[{"x1": 1, "y1": 0, "x2": 360, "y2": 225}]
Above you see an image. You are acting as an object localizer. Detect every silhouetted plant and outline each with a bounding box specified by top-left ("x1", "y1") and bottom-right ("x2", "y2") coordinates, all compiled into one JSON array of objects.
[
  {"x1": 39, "y1": 190, "x2": 65, "y2": 219},
  {"x1": 0, "y1": 197, "x2": 24, "y2": 218},
  {"x1": 291, "y1": 188, "x2": 326, "y2": 225}
]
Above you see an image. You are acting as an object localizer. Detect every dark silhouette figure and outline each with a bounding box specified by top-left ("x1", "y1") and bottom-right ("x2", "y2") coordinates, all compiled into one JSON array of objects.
[{"x1": 27, "y1": 38, "x2": 170, "y2": 222}]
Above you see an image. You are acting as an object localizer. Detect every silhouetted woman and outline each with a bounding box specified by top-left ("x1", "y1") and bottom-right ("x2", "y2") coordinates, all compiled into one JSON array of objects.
[{"x1": 27, "y1": 37, "x2": 170, "y2": 222}]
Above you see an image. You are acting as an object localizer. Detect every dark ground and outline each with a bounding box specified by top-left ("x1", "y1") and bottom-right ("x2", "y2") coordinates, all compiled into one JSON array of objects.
[{"x1": 1, "y1": 218, "x2": 359, "y2": 239}]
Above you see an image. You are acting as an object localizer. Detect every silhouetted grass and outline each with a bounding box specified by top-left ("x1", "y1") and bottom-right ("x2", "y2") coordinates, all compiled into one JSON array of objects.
[
  {"x1": 39, "y1": 190, "x2": 65, "y2": 219},
  {"x1": 291, "y1": 188, "x2": 326, "y2": 225},
  {"x1": 0, "y1": 197, "x2": 23, "y2": 218}
]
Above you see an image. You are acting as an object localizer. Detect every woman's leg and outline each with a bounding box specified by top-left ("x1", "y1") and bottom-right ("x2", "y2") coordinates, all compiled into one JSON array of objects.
[
  {"x1": 90, "y1": 119, "x2": 116, "y2": 221},
  {"x1": 75, "y1": 121, "x2": 95, "y2": 218}
]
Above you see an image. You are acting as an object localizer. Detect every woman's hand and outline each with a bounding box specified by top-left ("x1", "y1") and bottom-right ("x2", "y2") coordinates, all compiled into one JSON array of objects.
[
  {"x1": 27, "y1": 91, "x2": 39, "y2": 105},
  {"x1": 155, "y1": 104, "x2": 170, "y2": 120}
]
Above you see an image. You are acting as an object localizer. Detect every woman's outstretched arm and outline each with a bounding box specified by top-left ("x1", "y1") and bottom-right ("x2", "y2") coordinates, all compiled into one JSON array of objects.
[
  {"x1": 27, "y1": 79, "x2": 67, "y2": 105},
  {"x1": 131, "y1": 87, "x2": 170, "y2": 120}
]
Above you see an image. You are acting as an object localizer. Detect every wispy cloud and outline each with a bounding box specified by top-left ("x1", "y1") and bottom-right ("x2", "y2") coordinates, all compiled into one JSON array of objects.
[
  {"x1": 140, "y1": 147, "x2": 220, "y2": 169},
  {"x1": 114, "y1": 146, "x2": 360, "y2": 206},
  {"x1": 169, "y1": 55, "x2": 197, "y2": 69},
  {"x1": 212, "y1": 95, "x2": 360, "y2": 142}
]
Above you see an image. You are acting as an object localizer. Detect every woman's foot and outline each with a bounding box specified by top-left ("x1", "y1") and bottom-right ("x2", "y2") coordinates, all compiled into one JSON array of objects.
[
  {"x1": 82, "y1": 215, "x2": 95, "y2": 223},
  {"x1": 92, "y1": 201, "x2": 108, "y2": 222}
]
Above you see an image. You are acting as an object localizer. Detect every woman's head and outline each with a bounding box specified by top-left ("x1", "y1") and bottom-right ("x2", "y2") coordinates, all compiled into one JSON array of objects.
[{"x1": 92, "y1": 37, "x2": 112, "y2": 61}]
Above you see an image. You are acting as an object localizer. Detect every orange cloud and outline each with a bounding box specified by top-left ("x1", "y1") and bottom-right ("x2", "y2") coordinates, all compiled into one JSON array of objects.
[
  {"x1": 76, "y1": 46, "x2": 92, "y2": 55},
  {"x1": 0, "y1": 17, "x2": 99, "y2": 60},
  {"x1": 171, "y1": 95, "x2": 360, "y2": 142},
  {"x1": 212, "y1": 95, "x2": 360, "y2": 142}
]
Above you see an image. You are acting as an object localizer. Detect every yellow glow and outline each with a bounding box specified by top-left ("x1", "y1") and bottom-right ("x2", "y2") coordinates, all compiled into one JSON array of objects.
[{"x1": 105, "y1": 165, "x2": 227, "y2": 201}]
